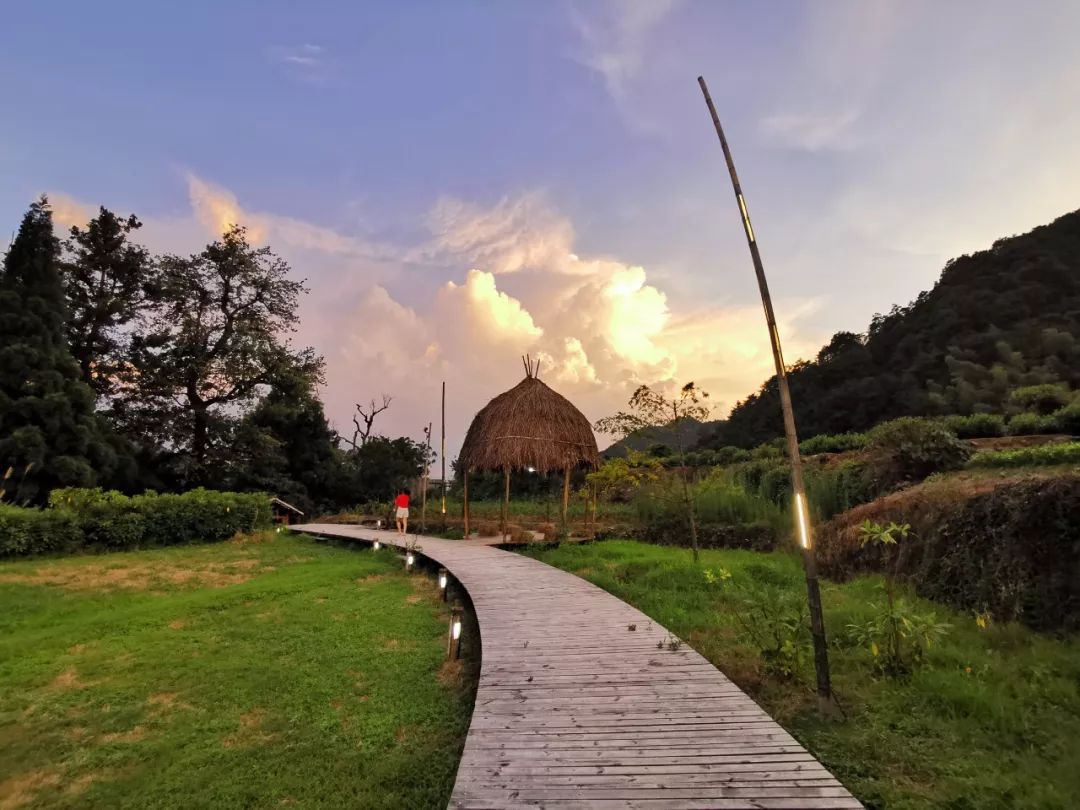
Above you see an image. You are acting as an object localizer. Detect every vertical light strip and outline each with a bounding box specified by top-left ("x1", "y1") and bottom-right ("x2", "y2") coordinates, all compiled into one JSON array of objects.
[
  {"x1": 794, "y1": 492, "x2": 810, "y2": 549},
  {"x1": 737, "y1": 194, "x2": 755, "y2": 243}
]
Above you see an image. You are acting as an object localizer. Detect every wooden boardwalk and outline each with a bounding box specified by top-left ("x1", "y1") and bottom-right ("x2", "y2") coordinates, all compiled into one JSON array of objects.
[{"x1": 295, "y1": 524, "x2": 861, "y2": 810}]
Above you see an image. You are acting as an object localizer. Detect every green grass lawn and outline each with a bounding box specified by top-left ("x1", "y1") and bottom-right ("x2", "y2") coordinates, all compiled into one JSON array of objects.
[
  {"x1": 523, "y1": 540, "x2": 1080, "y2": 810},
  {"x1": 0, "y1": 532, "x2": 476, "y2": 809}
]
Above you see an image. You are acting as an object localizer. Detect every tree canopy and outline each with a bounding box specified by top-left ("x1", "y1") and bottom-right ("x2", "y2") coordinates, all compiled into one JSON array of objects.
[{"x1": 0, "y1": 198, "x2": 116, "y2": 502}]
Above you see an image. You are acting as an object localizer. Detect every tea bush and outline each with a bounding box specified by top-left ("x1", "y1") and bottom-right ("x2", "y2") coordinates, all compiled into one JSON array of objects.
[
  {"x1": 1007, "y1": 411, "x2": 1060, "y2": 435},
  {"x1": 799, "y1": 432, "x2": 868, "y2": 455},
  {"x1": 818, "y1": 474, "x2": 1080, "y2": 631},
  {"x1": 967, "y1": 441, "x2": 1080, "y2": 469},
  {"x1": 1, "y1": 488, "x2": 272, "y2": 557},
  {"x1": 1052, "y1": 401, "x2": 1080, "y2": 435},
  {"x1": 867, "y1": 416, "x2": 972, "y2": 483},
  {"x1": 942, "y1": 413, "x2": 1006, "y2": 439}
]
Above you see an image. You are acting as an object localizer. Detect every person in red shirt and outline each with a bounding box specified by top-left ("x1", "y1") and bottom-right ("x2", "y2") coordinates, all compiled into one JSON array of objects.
[{"x1": 394, "y1": 488, "x2": 411, "y2": 536}]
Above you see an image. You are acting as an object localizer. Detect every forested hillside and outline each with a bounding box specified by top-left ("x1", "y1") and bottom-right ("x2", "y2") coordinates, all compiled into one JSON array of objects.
[{"x1": 699, "y1": 208, "x2": 1080, "y2": 448}]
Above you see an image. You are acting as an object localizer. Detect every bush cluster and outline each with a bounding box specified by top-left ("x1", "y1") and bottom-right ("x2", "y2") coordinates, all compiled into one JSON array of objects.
[
  {"x1": 1, "y1": 488, "x2": 272, "y2": 557},
  {"x1": 799, "y1": 432, "x2": 868, "y2": 455},
  {"x1": 967, "y1": 442, "x2": 1080, "y2": 469},
  {"x1": 867, "y1": 417, "x2": 972, "y2": 483},
  {"x1": 817, "y1": 474, "x2": 1080, "y2": 631},
  {"x1": 942, "y1": 413, "x2": 1006, "y2": 438},
  {"x1": 603, "y1": 516, "x2": 779, "y2": 552}
]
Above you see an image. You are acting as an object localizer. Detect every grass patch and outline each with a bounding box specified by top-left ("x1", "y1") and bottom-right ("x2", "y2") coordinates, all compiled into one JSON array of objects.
[
  {"x1": 0, "y1": 532, "x2": 476, "y2": 809},
  {"x1": 522, "y1": 540, "x2": 1080, "y2": 809}
]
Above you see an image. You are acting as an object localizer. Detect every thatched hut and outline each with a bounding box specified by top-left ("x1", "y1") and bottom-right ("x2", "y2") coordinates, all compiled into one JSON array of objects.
[{"x1": 458, "y1": 357, "x2": 599, "y2": 537}]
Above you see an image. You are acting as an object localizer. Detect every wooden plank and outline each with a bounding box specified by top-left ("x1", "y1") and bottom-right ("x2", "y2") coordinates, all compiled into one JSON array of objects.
[{"x1": 296, "y1": 524, "x2": 862, "y2": 809}]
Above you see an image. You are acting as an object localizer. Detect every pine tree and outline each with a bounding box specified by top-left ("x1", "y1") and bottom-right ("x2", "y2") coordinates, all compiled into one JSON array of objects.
[{"x1": 0, "y1": 198, "x2": 115, "y2": 503}]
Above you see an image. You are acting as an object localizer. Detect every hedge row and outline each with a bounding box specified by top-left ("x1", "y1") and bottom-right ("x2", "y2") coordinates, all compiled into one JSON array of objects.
[
  {"x1": 967, "y1": 441, "x2": 1080, "y2": 469},
  {"x1": 597, "y1": 517, "x2": 780, "y2": 553},
  {"x1": 817, "y1": 474, "x2": 1080, "y2": 632},
  {"x1": 1, "y1": 488, "x2": 273, "y2": 557}
]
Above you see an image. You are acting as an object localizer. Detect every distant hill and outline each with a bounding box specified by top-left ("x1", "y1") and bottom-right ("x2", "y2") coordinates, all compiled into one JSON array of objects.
[
  {"x1": 602, "y1": 418, "x2": 724, "y2": 458},
  {"x1": 698, "y1": 208, "x2": 1080, "y2": 449}
]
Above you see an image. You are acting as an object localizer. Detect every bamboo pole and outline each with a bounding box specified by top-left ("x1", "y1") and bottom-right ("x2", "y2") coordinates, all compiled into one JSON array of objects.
[
  {"x1": 698, "y1": 75, "x2": 834, "y2": 713},
  {"x1": 420, "y1": 422, "x2": 432, "y2": 534},
  {"x1": 440, "y1": 381, "x2": 447, "y2": 531}
]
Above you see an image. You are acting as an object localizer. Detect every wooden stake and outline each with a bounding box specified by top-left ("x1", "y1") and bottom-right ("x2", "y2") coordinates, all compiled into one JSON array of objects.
[
  {"x1": 698, "y1": 75, "x2": 834, "y2": 713},
  {"x1": 501, "y1": 467, "x2": 511, "y2": 542},
  {"x1": 463, "y1": 469, "x2": 470, "y2": 539},
  {"x1": 561, "y1": 467, "x2": 571, "y2": 534}
]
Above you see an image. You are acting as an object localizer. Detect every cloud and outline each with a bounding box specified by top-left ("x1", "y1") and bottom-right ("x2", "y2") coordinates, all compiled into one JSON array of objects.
[
  {"x1": 50, "y1": 177, "x2": 823, "y2": 458},
  {"x1": 48, "y1": 193, "x2": 95, "y2": 230},
  {"x1": 268, "y1": 43, "x2": 330, "y2": 82},
  {"x1": 569, "y1": 0, "x2": 679, "y2": 103},
  {"x1": 759, "y1": 110, "x2": 861, "y2": 152}
]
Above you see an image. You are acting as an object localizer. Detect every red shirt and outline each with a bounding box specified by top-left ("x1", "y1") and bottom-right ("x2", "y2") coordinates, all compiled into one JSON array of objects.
[{"x1": 395, "y1": 494, "x2": 410, "y2": 508}]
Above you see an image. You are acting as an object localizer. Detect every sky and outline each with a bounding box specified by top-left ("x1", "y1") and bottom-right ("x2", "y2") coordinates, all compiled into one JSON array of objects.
[{"x1": 3, "y1": 1, "x2": 1079, "y2": 461}]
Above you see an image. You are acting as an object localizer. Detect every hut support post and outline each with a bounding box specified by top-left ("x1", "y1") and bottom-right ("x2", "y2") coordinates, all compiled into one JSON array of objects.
[
  {"x1": 501, "y1": 468, "x2": 511, "y2": 542},
  {"x1": 463, "y1": 470, "x2": 470, "y2": 539},
  {"x1": 560, "y1": 467, "x2": 571, "y2": 536}
]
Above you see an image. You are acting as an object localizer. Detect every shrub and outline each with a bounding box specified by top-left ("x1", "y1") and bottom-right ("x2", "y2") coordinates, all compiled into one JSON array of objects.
[
  {"x1": 943, "y1": 413, "x2": 1006, "y2": 439},
  {"x1": 800, "y1": 432, "x2": 868, "y2": 455},
  {"x1": 0, "y1": 488, "x2": 272, "y2": 558},
  {"x1": 1052, "y1": 401, "x2": 1080, "y2": 436},
  {"x1": 1007, "y1": 412, "x2": 1060, "y2": 436},
  {"x1": 867, "y1": 417, "x2": 972, "y2": 483},
  {"x1": 967, "y1": 442, "x2": 1080, "y2": 469},
  {"x1": 1009, "y1": 384, "x2": 1071, "y2": 415},
  {"x1": 0, "y1": 504, "x2": 82, "y2": 557},
  {"x1": 818, "y1": 474, "x2": 1080, "y2": 631}
]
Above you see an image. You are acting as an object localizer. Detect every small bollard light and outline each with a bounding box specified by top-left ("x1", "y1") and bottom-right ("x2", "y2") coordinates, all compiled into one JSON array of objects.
[
  {"x1": 372, "y1": 540, "x2": 381, "y2": 551},
  {"x1": 447, "y1": 604, "x2": 463, "y2": 660},
  {"x1": 405, "y1": 551, "x2": 415, "y2": 571},
  {"x1": 438, "y1": 568, "x2": 448, "y2": 601}
]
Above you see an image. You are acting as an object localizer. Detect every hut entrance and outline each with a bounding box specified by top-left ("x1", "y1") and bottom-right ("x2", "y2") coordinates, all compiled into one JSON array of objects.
[{"x1": 458, "y1": 356, "x2": 600, "y2": 541}]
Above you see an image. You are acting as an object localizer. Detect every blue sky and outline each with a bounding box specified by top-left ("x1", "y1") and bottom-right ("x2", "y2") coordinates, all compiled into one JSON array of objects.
[{"x1": 3, "y1": 1, "x2": 1079, "y2": 453}]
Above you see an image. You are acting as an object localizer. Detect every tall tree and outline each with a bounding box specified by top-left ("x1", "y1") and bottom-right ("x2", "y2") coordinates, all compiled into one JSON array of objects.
[
  {"x1": 230, "y1": 366, "x2": 349, "y2": 514},
  {"x1": 0, "y1": 198, "x2": 115, "y2": 503},
  {"x1": 121, "y1": 225, "x2": 318, "y2": 486},
  {"x1": 60, "y1": 207, "x2": 153, "y2": 396}
]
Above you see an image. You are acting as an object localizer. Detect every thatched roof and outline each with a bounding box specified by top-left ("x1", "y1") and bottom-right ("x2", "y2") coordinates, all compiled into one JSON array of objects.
[{"x1": 458, "y1": 361, "x2": 600, "y2": 474}]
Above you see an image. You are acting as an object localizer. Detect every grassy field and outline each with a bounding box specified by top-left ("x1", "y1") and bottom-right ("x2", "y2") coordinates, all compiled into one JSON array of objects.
[
  {"x1": 0, "y1": 533, "x2": 477, "y2": 810},
  {"x1": 523, "y1": 540, "x2": 1080, "y2": 810}
]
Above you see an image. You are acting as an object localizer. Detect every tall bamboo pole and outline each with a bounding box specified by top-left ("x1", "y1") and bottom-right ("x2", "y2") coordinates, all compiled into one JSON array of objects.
[
  {"x1": 698, "y1": 75, "x2": 834, "y2": 712},
  {"x1": 440, "y1": 381, "x2": 447, "y2": 531}
]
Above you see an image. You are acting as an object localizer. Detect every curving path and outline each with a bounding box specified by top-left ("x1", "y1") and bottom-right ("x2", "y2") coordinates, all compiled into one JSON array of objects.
[{"x1": 295, "y1": 524, "x2": 861, "y2": 810}]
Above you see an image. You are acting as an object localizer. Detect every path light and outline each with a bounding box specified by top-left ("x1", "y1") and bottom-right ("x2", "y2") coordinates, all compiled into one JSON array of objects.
[
  {"x1": 438, "y1": 568, "x2": 448, "y2": 601},
  {"x1": 447, "y1": 604, "x2": 463, "y2": 660},
  {"x1": 794, "y1": 493, "x2": 810, "y2": 549},
  {"x1": 405, "y1": 551, "x2": 415, "y2": 571},
  {"x1": 373, "y1": 539, "x2": 381, "y2": 551}
]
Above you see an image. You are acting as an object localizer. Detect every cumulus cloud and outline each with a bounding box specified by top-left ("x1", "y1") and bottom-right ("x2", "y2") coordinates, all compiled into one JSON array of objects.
[{"x1": 50, "y1": 175, "x2": 821, "y2": 457}]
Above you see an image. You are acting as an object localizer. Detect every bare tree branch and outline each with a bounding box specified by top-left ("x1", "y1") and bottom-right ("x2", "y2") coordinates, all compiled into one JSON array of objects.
[{"x1": 346, "y1": 394, "x2": 392, "y2": 449}]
